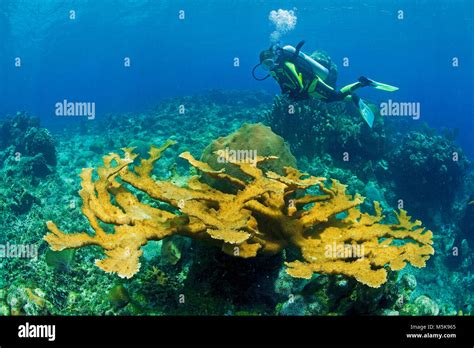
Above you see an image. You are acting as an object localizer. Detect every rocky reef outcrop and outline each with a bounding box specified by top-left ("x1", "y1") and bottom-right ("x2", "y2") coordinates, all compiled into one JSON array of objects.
[
  {"x1": 386, "y1": 130, "x2": 470, "y2": 203},
  {"x1": 0, "y1": 112, "x2": 57, "y2": 175},
  {"x1": 0, "y1": 112, "x2": 58, "y2": 216},
  {"x1": 264, "y1": 95, "x2": 386, "y2": 164}
]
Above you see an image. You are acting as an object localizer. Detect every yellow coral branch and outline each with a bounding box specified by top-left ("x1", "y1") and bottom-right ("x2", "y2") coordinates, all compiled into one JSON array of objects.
[{"x1": 44, "y1": 141, "x2": 434, "y2": 287}]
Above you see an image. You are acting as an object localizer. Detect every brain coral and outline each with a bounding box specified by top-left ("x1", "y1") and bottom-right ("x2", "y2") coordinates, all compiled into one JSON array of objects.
[{"x1": 200, "y1": 123, "x2": 297, "y2": 179}]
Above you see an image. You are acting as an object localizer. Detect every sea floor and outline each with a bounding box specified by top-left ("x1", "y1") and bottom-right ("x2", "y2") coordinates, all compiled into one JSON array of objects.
[{"x1": 0, "y1": 90, "x2": 472, "y2": 316}]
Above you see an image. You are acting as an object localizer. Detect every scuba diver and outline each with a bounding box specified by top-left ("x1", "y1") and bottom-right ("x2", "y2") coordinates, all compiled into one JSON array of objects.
[{"x1": 252, "y1": 41, "x2": 398, "y2": 128}]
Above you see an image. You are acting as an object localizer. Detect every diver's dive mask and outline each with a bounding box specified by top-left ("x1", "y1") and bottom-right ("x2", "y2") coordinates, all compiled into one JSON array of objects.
[
  {"x1": 252, "y1": 49, "x2": 276, "y2": 81},
  {"x1": 261, "y1": 58, "x2": 275, "y2": 71}
]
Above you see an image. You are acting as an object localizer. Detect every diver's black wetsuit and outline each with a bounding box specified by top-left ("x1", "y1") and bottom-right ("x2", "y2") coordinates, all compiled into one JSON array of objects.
[{"x1": 270, "y1": 52, "x2": 369, "y2": 102}]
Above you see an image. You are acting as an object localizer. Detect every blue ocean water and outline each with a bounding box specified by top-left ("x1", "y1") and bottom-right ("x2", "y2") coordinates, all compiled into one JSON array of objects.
[
  {"x1": 0, "y1": 0, "x2": 472, "y2": 156},
  {"x1": 1, "y1": 1, "x2": 474, "y2": 320}
]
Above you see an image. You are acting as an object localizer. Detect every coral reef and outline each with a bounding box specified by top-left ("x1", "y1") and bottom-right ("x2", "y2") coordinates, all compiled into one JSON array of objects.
[
  {"x1": 263, "y1": 95, "x2": 386, "y2": 163},
  {"x1": 387, "y1": 130, "x2": 470, "y2": 203},
  {"x1": 400, "y1": 295, "x2": 440, "y2": 316},
  {"x1": 0, "y1": 112, "x2": 40, "y2": 149},
  {"x1": 0, "y1": 113, "x2": 59, "y2": 217},
  {"x1": 45, "y1": 134, "x2": 434, "y2": 288},
  {"x1": 261, "y1": 83, "x2": 471, "y2": 308},
  {"x1": 0, "y1": 286, "x2": 52, "y2": 315},
  {"x1": 200, "y1": 122, "x2": 296, "y2": 180},
  {"x1": 0, "y1": 111, "x2": 57, "y2": 167},
  {"x1": 0, "y1": 90, "x2": 471, "y2": 316}
]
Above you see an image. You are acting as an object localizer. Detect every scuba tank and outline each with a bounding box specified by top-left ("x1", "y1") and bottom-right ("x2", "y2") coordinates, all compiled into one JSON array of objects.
[{"x1": 279, "y1": 42, "x2": 329, "y2": 81}]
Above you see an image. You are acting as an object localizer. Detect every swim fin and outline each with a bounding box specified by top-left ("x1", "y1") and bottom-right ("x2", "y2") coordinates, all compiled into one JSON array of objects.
[
  {"x1": 371, "y1": 81, "x2": 399, "y2": 92},
  {"x1": 359, "y1": 76, "x2": 399, "y2": 92},
  {"x1": 358, "y1": 98, "x2": 375, "y2": 128}
]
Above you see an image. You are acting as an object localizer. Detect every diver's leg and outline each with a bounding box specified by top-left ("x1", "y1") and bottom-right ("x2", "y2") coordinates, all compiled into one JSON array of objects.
[
  {"x1": 307, "y1": 76, "x2": 345, "y2": 101},
  {"x1": 339, "y1": 81, "x2": 365, "y2": 97},
  {"x1": 326, "y1": 90, "x2": 347, "y2": 102},
  {"x1": 340, "y1": 77, "x2": 398, "y2": 96},
  {"x1": 358, "y1": 76, "x2": 399, "y2": 91},
  {"x1": 338, "y1": 77, "x2": 397, "y2": 128}
]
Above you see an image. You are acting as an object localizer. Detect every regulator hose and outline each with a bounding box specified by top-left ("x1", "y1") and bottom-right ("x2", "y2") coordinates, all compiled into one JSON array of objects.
[{"x1": 251, "y1": 63, "x2": 270, "y2": 81}]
